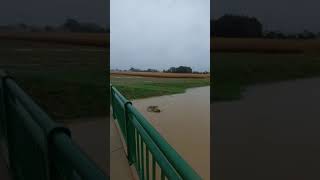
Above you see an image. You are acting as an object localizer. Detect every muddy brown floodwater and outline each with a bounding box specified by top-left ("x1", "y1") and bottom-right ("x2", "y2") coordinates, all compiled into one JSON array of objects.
[
  {"x1": 213, "y1": 78, "x2": 320, "y2": 180},
  {"x1": 132, "y1": 86, "x2": 210, "y2": 179}
]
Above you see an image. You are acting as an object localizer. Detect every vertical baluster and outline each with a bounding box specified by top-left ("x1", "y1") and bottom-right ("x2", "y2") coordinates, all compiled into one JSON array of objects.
[
  {"x1": 136, "y1": 131, "x2": 141, "y2": 173},
  {"x1": 161, "y1": 169, "x2": 165, "y2": 180},
  {"x1": 135, "y1": 128, "x2": 138, "y2": 166},
  {"x1": 146, "y1": 147, "x2": 149, "y2": 180},
  {"x1": 141, "y1": 141, "x2": 145, "y2": 180},
  {"x1": 152, "y1": 155, "x2": 156, "y2": 180}
]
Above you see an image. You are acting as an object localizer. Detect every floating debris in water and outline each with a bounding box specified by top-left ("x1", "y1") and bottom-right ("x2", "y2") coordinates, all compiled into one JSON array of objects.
[{"x1": 147, "y1": 106, "x2": 161, "y2": 113}]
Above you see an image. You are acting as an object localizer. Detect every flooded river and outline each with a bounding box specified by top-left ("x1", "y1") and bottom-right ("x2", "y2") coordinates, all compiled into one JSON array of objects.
[
  {"x1": 132, "y1": 86, "x2": 210, "y2": 179},
  {"x1": 213, "y1": 78, "x2": 320, "y2": 180}
]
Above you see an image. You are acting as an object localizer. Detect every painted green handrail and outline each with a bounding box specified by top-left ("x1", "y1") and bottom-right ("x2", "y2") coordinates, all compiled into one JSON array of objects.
[
  {"x1": 0, "y1": 70, "x2": 107, "y2": 180},
  {"x1": 110, "y1": 85, "x2": 201, "y2": 180}
]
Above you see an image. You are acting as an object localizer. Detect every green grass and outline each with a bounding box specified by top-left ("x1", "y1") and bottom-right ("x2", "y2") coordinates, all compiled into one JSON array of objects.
[
  {"x1": 0, "y1": 39, "x2": 108, "y2": 122},
  {"x1": 212, "y1": 52, "x2": 320, "y2": 101},
  {"x1": 111, "y1": 76, "x2": 210, "y2": 100}
]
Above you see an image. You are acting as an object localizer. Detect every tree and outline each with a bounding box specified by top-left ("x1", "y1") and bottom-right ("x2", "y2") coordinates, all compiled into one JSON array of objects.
[
  {"x1": 44, "y1": 25, "x2": 55, "y2": 32},
  {"x1": 212, "y1": 14, "x2": 263, "y2": 38},
  {"x1": 302, "y1": 30, "x2": 316, "y2": 39},
  {"x1": 63, "y1": 18, "x2": 81, "y2": 32},
  {"x1": 146, "y1": 69, "x2": 158, "y2": 72},
  {"x1": 79, "y1": 23, "x2": 106, "y2": 33},
  {"x1": 129, "y1": 67, "x2": 142, "y2": 72},
  {"x1": 165, "y1": 66, "x2": 192, "y2": 73},
  {"x1": 18, "y1": 23, "x2": 28, "y2": 31},
  {"x1": 264, "y1": 31, "x2": 286, "y2": 39},
  {"x1": 62, "y1": 18, "x2": 106, "y2": 33},
  {"x1": 294, "y1": 30, "x2": 316, "y2": 39}
]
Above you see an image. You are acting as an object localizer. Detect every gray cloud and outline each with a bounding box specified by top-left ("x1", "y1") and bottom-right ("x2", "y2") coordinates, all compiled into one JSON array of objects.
[{"x1": 111, "y1": 0, "x2": 210, "y2": 71}]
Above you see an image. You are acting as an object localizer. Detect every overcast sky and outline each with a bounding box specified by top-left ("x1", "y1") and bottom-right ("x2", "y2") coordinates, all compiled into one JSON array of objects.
[
  {"x1": 0, "y1": 0, "x2": 108, "y2": 27},
  {"x1": 212, "y1": 0, "x2": 320, "y2": 33},
  {"x1": 111, "y1": 0, "x2": 210, "y2": 72},
  {"x1": 2, "y1": 0, "x2": 318, "y2": 36}
]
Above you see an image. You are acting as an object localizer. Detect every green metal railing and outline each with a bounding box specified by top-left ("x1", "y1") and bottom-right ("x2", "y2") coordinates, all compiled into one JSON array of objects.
[
  {"x1": 110, "y1": 85, "x2": 201, "y2": 180},
  {"x1": 0, "y1": 70, "x2": 107, "y2": 180}
]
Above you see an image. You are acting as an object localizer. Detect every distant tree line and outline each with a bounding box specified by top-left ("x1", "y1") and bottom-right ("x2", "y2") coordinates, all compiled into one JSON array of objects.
[
  {"x1": 212, "y1": 14, "x2": 318, "y2": 39},
  {"x1": 0, "y1": 18, "x2": 108, "y2": 33},
  {"x1": 163, "y1": 66, "x2": 192, "y2": 73},
  {"x1": 264, "y1": 30, "x2": 317, "y2": 39},
  {"x1": 128, "y1": 66, "x2": 194, "y2": 73},
  {"x1": 129, "y1": 67, "x2": 159, "y2": 72},
  {"x1": 62, "y1": 19, "x2": 107, "y2": 33},
  {"x1": 113, "y1": 66, "x2": 209, "y2": 74}
]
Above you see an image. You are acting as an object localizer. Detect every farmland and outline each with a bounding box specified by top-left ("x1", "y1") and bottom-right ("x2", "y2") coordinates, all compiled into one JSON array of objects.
[
  {"x1": 111, "y1": 73, "x2": 210, "y2": 100},
  {"x1": 0, "y1": 32, "x2": 109, "y2": 47},
  {"x1": 111, "y1": 71, "x2": 209, "y2": 78},
  {"x1": 0, "y1": 38, "x2": 108, "y2": 121},
  {"x1": 212, "y1": 37, "x2": 320, "y2": 53},
  {"x1": 212, "y1": 38, "x2": 320, "y2": 101}
]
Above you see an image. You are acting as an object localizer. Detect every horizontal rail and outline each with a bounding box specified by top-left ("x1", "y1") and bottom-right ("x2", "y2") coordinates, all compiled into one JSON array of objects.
[
  {"x1": 127, "y1": 105, "x2": 201, "y2": 180},
  {"x1": 130, "y1": 115, "x2": 178, "y2": 179},
  {"x1": 5, "y1": 78, "x2": 57, "y2": 134},
  {"x1": 0, "y1": 70, "x2": 107, "y2": 180},
  {"x1": 51, "y1": 133, "x2": 106, "y2": 179},
  {"x1": 111, "y1": 85, "x2": 201, "y2": 180}
]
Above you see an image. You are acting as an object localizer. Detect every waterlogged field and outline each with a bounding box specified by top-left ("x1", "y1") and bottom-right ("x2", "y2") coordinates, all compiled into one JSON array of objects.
[
  {"x1": 0, "y1": 39, "x2": 108, "y2": 121},
  {"x1": 111, "y1": 73, "x2": 210, "y2": 100},
  {"x1": 212, "y1": 38, "x2": 320, "y2": 101}
]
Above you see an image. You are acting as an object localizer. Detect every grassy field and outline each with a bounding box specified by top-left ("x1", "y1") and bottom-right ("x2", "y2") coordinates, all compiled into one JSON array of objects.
[
  {"x1": 0, "y1": 39, "x2": 108, "y2": 122},
  {"x1": 212, "y1": 37, "x2": 320, "y2": 102},
  {"x1": 111, "y1": 74, "x2": 210, "y2": 100}
]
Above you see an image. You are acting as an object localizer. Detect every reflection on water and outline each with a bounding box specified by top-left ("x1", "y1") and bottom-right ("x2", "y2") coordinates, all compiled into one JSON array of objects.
[{"x1": 132, "y1": 86, "x2": 210, "y2": 179}]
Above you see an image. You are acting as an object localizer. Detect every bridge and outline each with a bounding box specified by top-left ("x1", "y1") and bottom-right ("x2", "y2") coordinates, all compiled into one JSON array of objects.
[
  {"x1": 0, "y1": 70, "x2": 107, "y2": 180},
  {"x1": 110, "y1": 85, "x2": 201, "y2": 180}
]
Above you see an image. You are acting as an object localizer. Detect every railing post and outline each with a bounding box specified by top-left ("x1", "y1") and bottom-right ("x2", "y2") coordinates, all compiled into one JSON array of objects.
[
  {"x1": 47, "y1": 125, "x2": 75, "y2": 180},
  {"x1": 110, "y1": 85, "x2": 116, "y2": 119},
  {"x1": 110, "y1": 85, "x2": 135, "y2": 164},
  {"x1": 124, "y1": 101, "x2": 136, "y2": 164}
]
